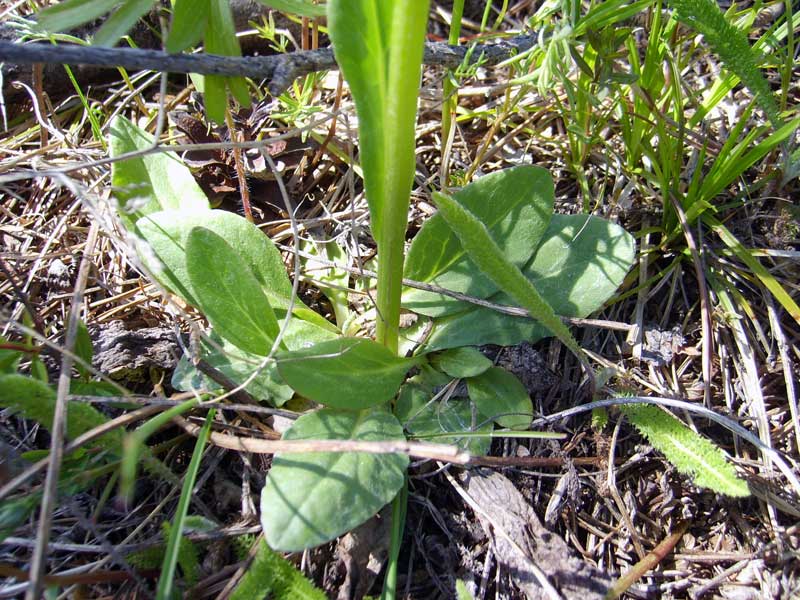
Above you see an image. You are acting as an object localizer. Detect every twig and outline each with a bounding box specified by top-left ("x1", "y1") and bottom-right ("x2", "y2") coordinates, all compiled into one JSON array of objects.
[
  {"x1": 0, "y1": 36, "x2": 537, "y2": 95},
  {"x1": 605, "y1": 519, "x2": 692, "y2": 599},
  {"x1": 173, "y1": 415, "x2": 471, "y2": 463},
  {"x1": 25, "y1": 222, "x2": 99, "y2": 600}
]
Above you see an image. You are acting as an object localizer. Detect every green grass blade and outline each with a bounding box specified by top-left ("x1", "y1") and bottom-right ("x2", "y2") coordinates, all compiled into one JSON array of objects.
[
  {"x1": 706, "y1": 217, "x2": 800, "y2": 325},
  {"x1": 156, "y1": 409, "x2": 215, "y2": 600},
  {"x1": 92, "y1": 0, "x2": 154, "y2": 47},
  {"x1": 430, "y1": 191, "x2": 590, "y2": 370},
  {"x1": 121, "y1": 397, "x2": 200, "y2": 499}
]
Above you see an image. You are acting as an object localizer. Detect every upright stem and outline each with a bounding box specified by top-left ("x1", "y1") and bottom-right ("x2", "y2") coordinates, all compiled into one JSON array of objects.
[{"x1": 373, "y1": 0, "x2": 430, "y2": 353}]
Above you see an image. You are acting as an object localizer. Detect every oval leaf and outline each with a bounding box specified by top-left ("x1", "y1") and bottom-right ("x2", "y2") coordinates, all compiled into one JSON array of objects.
[
  {"x1": 110, "y1": 116, "x2": 209, "y2": 231},
  {"x1": 261, "y1": 409, "x2": 408, "y2": 551},
  {"x1": 136, "y1": 209, "x2": 290, "y2": 308},
  {"x1": 467, "y1": 367, "x2": 532, "y2": 430},
  {"x1": 396, "y1": 383, "x2": 492, "y2": 455},
  {"x1": 276, "y1": 338, "x2": 418, "y2": 410},
  {"x1": 422, "y1": 214, "x2": 636, "y2": 352},
  {"x1": 186, "y1": 227, "x2": 279, "y2": 356},
  {"x1": 431, "y1": 347, "x2": 492, "y2": 379},
  {"x1": 403, "y1": 166, "x2": 554, "y2": 317}
]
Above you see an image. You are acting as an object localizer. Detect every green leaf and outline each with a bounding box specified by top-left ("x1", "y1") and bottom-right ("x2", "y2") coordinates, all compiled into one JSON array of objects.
[
  {"x1": 261, "y1": 409, "x2": 408, "y2": 551},
  {"x1": 171, "y1": 332, "x2": 294, "y2": 406},
  {"x1": 431, "y1": 190, "x2": 589, "y2": 366},
  {"x1": 667, "y1": 0, "x2": 781, "y2": 127},
  {"x1": 0, "y1": 375, "x2": 121, "y2": 449},
  {"x1": 467, "y1": 367, "x2": 532, "y2": 430},
  {"x1": 230, "y1": 539, "x2": 327, "y2": 600},
  {"x1": 92, "y1": 0, "x2": 154, "y2": 47},
  {"x1": 167, "y1": 0, "x2": 210, "y2": 53},
  {"x1": 328, "y1": 0, "x2": 429, "y2": 349},
  {"x1": 109, "y1": 116, "x2": 209, "y2": 230},
  {"x1": 37, "y1": 0, "x2": 121, "y2": 34},
  {"x1": 422, "y1": 214, "x2": 636, "y2": 352},
  {"x1": 0, "y1": 336, "x2": 23, "y2": 375},
  {"x1": 622, "y1": 404, "x2": 749, "y2": 497},
  {"x1": 186, "y1": 227, "x2": 280, "y2": 356},
  {"x1": 431, "y1": 347, "x2": 492, "y2": 379},
  {"x1": 301, "y1": 238, "x2": 351, "y2": 328},
  {"x1": 403, "y1": 167, "x2": 554, "y2": 317},
  {"x1": 396, "y1": 383, "x2": 491, "y2": 455},
  {"x1": 203, "y1": 75, "x2": 228, "y2": 125},
  {"x1": 255, "y1": 0, "x2": 327, "y2": 17},
  {"x1": 135, "y1": 209, "x2": 289, "y2": 309},
  {"x1": 276, "y1": 338, "x2": 418, "y2": 410},
  {"x1": 74, "y1": 320, "x2": 93, "y2": 381},
  {"x1": 203, "y1": 0, "x2": 251, "y2": 121}
]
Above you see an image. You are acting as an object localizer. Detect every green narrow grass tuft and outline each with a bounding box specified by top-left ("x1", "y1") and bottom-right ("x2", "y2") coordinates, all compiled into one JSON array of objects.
[
  {"x1": 622, "y1": 403, "x2": 750, "y2": 497},
  {"x1": 230, "y1": 538, "x2": 326, "y2": 600}
]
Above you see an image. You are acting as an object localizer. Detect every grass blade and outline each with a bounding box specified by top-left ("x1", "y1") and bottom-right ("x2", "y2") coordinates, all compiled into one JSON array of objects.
[{"x1": 156, "y1": 409, "x2": 215, "y2": 600}]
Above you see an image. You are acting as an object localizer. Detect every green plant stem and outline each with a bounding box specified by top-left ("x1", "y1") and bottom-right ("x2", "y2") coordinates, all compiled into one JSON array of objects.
[
  {"x1": 441, "y1": 0, "x2": 465, "y2": 164},
  {"x1": 381, "y1": 477, "x2": 408, "y2": 600},
  {"x1": 374, "y1": 1, "x2": 430, "y2": 353}
]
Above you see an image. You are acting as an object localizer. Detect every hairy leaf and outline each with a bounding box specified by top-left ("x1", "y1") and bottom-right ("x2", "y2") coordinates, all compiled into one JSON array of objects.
[
  {"x1": 186, "y1": 227, "x2": 279, "y2": 356},
  {"x1": 255, "y1": 0, "x2": 327, "y2": 17},
  {"x1": 421, "y1": 214, "x2": 636, "y2": 352},
  {"x1": 404, "y1": 166, "x2": 554, "y2": 316},
  {"x1": 431, "y1": 190, "x2": 588, "y2": 365},
  {"x1": 623, "y1": 404, "x2": 749, "y2": 497},
  {"x1": 37, "y1": 0, "x2": 121, "y2": 34},
  {"x1": 261, "y1": 409, "x2": 408, "y2": 551},
  {"x1": 110, "y1": 116, "x2": 208, "y2": 230},
  {"x1": 230, "y1": 539, "x2": 326, "y2": 600},
  {"x1": 0, "y1": 375, "x2": 121, "y2": 449}
]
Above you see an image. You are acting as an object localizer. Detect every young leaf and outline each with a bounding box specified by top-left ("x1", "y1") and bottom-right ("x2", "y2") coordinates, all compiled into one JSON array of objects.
[
  {"x1": 0, "y1": 336, "x2": 23, "y2": 375},
  {"x1": 203, "y1": 0, "x2": 251, "y2": 121},
  {"x1": 431, "y1": 191, "x2": 590, "y2": 368},
  {"x1": 276, "y1": 338, "x2": 418, "y2": 410},
  {"x1": 431, "y1": 347, "x2": 492, "y2": 379},
  {"x1": 167, "y1": 0, "x2": 210, "y2": 53},
  {"x1": 109, "y1": 116, "x2": 209, "y2": 230},
  {"x1": 230, "y1": 539, "x2": 326, "y2": 600},
  {"x1": 622, "y1": 404, "x2": 749, "y2": 497},
  {"x1": 186, "y1": 227, "x2": 280, "y2": 356},
  {"x1": 467, "y1": 367, "x2": 532, "y2": 430},
  {"x1": 403, "y1": 166, "x2": 554, "y2": 317},
  {"x1": 93, "y1": 0, "x2": 154, "y2": 47},
  {"x1": 261, "y1": 409, "x2": 409, "y2": 551},
  {"x1": 421, "y1": 214, "x2": 635, "y2": 352},
  {"x1": 396, "y1": 383, "x2": 492, "y2": 455}
]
